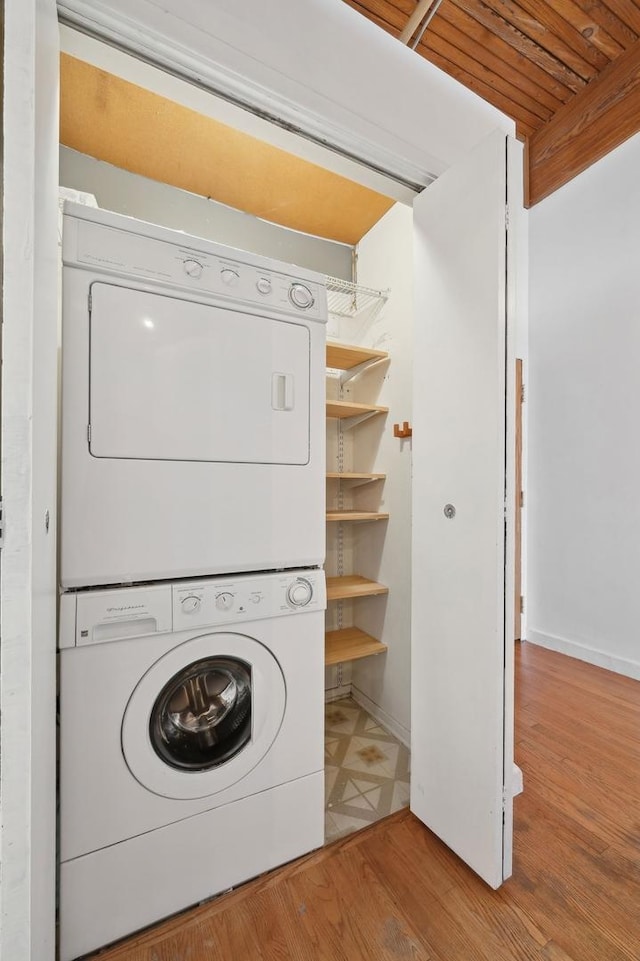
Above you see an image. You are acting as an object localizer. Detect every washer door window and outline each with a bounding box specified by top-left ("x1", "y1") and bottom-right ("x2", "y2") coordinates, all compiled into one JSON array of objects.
[
  {"x1": 122, "y1": 632, "x2": 286, "y2": 800},
  {"x1": 150, "y1": 657, "x2": 252, "y2": 771}
]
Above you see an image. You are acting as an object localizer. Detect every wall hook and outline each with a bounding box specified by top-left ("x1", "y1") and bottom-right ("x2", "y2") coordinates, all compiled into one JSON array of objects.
[{"x1": 393, "y1": 421, "x2": 413, "y2": 439}]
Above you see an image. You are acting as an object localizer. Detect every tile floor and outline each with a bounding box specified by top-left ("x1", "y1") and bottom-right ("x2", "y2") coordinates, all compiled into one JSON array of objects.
[{"x1": 324, "y1": 697, "x2": 410, "y2": 843}]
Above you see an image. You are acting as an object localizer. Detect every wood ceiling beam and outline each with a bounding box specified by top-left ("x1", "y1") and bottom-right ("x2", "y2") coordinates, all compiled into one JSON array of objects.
[
  {"x1": 399, "y1": 0, "x2": 439, "y2": 45},
  {"x1": 527, "y1": 37, "x2": 640, "y2": 206}
]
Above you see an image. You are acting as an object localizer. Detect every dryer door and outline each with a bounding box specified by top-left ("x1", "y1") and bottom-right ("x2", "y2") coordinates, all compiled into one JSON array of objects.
[
  {"x1": 122, "y1": 632, "x2": 286, "y2": 800},
  {"x1": 89, "y1": 282, "x2": 310, "y2": 465}
]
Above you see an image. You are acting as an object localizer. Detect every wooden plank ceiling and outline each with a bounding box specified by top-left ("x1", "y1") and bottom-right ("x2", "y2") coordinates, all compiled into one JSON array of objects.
[{"x1": 344, "y1": 0, "x2": 640, "y2": 204}]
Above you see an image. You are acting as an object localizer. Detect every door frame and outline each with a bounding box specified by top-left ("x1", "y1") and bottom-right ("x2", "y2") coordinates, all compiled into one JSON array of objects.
[
  {"x1": 515, "y1": 358, "x2": 524, "y2": 641},
  {"x1": 0, "y1": 1, "x2": 59, "y2": 958}
]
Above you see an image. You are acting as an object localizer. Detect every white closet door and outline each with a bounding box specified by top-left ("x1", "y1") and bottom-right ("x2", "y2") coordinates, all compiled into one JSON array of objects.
[
  {"x1": 410, "y1": 129, "x2": 516, "y2": 888},
  {"x1": 1, "y1": 0, "x2": 59, "y2": 958}
]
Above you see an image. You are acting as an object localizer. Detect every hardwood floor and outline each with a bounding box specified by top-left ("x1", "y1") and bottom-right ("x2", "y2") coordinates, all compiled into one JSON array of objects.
[{"x1": 90, "y1": 642, "x2": 640, "y2": 961}]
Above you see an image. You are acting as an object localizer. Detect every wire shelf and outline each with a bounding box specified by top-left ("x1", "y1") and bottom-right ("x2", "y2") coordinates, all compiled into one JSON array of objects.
[{"x1": 325, "y1": 276, "x2": 389, "y2": 323}]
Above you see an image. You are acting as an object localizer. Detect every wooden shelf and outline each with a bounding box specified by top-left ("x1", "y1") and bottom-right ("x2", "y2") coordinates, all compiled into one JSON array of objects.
[
  {"x1": 325, "y1": 627, "x2": 388, "y2": 666},
  {"x1": 326, "y1": 399, "x2": 388, "y2": 420},
  {"x1": 325, "y1": 339, "x2": 391, "y2": 658},
  {"x1": 326, "y1": 341, "x2": 389, "y2": 371},
  {"x1": 327, "y1": 575, "x2": 389, "y2": 602},
  {"x1": 326, "y1": 472, "x2": 386, "y2": 487},
  {"x1": 326, "y1": 510, "x2": 389, "y2": 523}
]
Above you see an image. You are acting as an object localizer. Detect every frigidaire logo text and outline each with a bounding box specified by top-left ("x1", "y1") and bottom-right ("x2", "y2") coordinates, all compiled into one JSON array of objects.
[{"x1": 107, "y1": 604, "x2": 146, "y2": 613}]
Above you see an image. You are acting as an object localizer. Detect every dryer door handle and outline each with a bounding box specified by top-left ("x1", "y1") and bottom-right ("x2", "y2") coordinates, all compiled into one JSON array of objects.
[{"x1": 271, "y1": 372, "x2": 294, "y2": 411}]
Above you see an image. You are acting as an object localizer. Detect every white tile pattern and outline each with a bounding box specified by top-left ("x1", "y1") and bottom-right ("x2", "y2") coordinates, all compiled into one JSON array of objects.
[{"x1": 325, "y1": 698, "x2": 410, "y2": 843}]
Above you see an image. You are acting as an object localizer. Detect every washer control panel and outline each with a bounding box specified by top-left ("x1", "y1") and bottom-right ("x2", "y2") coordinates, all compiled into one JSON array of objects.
[{"x1": 172, "y1": 569, "x2": 326, "y2": 629}]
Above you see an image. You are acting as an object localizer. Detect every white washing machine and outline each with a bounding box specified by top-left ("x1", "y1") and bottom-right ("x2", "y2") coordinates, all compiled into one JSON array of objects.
[
  {"x1": 58, "y1": 568, "x2": 325, "y2": 961},
  {"x1": 60, "y1": 202, "x2": 327, "y2": 588}
]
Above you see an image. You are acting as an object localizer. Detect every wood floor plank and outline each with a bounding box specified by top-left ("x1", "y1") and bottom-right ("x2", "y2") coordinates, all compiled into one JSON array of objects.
[
  {"x1": 514, "y1": 790, "x2": 610, "y2": 857},
  {"x1": 519, "y1": 718, "x2": 640, "y2": 787},
  {"x1": 538, "y1": 941, "x2": 581, "y2": 961},
  {"x1": 90, "y1": 642, "x2": 640, "y2": 961},
  {"x1": 359, "y1": 817, "x2": 555, "y2": 961},
  {"x1": 517, "y1": 674, "x2": 640, "y2": 733},
  {"x1": 309, "y1": 847, "x2": 432, "y2": 960},
  {"x1": 522, "y1": 762, "x2": 639, "y2": 848},
  {"x1": 515, "y1": 801, "x2": 640, "y2": 945}
]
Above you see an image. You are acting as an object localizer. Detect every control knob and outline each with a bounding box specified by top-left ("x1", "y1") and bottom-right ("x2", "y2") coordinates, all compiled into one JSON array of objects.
[
  {"x1": 183, "y1": 259, "x2": 203, "y2": 278},
  {"x1": 215, "y1": 592, "x2": 235, "y2": 611},
  {"x1": 181, "y1": 594, "x2": 201, "y2": 614},
  {"x1": 288, "y1": 283, "x2": 314, "y2": 310},
  {"x1": 221, "y1": 268, "x2": 240, "y2": 287},
  {"x1": 286, "y1": 578, "x2": 313, "y2": 608}
]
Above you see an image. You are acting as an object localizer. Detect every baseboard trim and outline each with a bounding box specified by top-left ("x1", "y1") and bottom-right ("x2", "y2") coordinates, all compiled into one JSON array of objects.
[
  {"x1": 325, "y1": 683, "x2": 352, "y2": 704},
  {"x1": 527, "y1": 629, "x2": 640, "y2": 681},
  {"x1": 350, "y1": 686, "x2": 410, "y2": 748}
]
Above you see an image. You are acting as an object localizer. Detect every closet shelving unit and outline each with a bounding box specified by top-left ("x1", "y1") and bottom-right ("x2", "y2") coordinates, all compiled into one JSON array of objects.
[
  {"x1": 324, "y1": 277, "x2": 390, "y2": 668},
  {"x1": 326, "y1": 574, "x2": 389, "y2": 601},
  {"x1": 326, "y1": 509, "x2": 389, "y2": 523},
  {"x1": 326, "y1": 398, "x2": 388, "y2": 428},
  {"x1": 325, "y1": 627, "x2": 387, "y2": 667},
  {"x1": 326, "y1": 472, "x2": 385, "y2": 485}
]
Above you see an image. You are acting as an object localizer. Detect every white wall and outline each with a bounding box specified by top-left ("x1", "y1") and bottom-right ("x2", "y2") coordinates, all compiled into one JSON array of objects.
[
  {"x1": 350, "y1": 204, "x2": 414, "y2": 744},
  {"x1": 528, "y1": 132, "x2": 640, "y2": 679}
]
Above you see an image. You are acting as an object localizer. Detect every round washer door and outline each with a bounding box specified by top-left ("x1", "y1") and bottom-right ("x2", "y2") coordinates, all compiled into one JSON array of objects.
[{"x1": 122, "y1": 632, "x2": 286, "y2": 800}]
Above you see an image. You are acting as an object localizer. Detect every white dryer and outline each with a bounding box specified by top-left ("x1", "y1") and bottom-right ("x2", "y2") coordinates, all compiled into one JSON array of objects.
[
  {"x1": 60, "y1": 203, "x2": 327, "y2": 588},
  {"x1": 58, "y1": 568, "x2": 325, "y2": 961}
]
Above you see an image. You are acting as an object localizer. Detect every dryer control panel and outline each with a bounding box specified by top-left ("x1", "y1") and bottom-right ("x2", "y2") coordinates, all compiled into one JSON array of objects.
[
  {"x1": 173, "y1": 569, "x2": 326, "y2": 630},
  {"x1": 64, "y1": 209, "x2": 327, "y2": 323}
]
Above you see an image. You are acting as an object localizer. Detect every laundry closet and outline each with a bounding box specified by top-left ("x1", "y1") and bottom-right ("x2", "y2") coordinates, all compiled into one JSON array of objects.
[
  {"x1": 56, "y1": 3, "x2": 517, "y2": 876},
  {"x1": 51, "y1": 11, "x2": 518, "y2": 959}
]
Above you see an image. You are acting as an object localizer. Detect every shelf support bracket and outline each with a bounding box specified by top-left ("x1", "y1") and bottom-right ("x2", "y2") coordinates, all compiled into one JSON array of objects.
[
  {"x1": 339, "y1": 355, "x2": 388, "y2": 388},
  {"x1": 341, "y1": 410, "x2": 383, "y2": 430},
  {"x1": 345, "y1": 476, "x2": 384, "y2": 489}
]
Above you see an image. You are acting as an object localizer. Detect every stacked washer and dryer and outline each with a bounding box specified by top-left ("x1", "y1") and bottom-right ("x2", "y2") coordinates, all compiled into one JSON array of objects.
[{"x1": 58, "y1": 203, "x2": 328, "y2": 960}]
